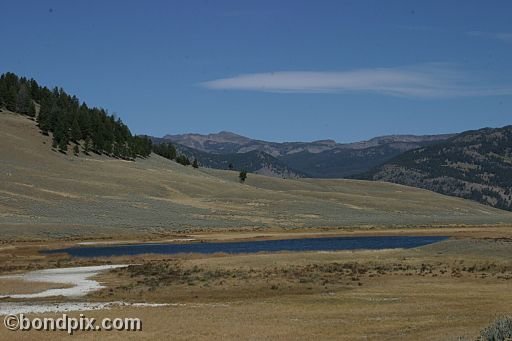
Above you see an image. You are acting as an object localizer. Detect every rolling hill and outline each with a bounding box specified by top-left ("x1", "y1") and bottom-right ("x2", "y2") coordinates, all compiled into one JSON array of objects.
[
  {"x1": 160, "y1": 131, "x2": 454, "y2": 178},
  {"x1": 358, "y1": 125, "x2": 512, "y2": 211},
  {"x1": 1, "y1": 110, "x2": 511, "y2": 241}
]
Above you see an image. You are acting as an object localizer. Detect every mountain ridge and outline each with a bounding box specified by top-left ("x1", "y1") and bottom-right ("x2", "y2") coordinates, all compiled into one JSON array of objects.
[
  {"x1": 156, "y1": 131, "x2": 455, "y2": 178},
  {"x1": 162, "y1": 131, "x2": 455, "y2": 155}
]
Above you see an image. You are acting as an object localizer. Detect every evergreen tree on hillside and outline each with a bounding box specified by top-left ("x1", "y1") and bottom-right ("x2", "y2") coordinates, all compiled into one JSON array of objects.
[
  {"x1": 153, "y1": 142, "x2": 177, "y2": 160},
  {"x1": 0, "y1": 81, "x2": 7, "y2": 108},
  {"x1": 15, "y1": 84, "x2": 32, "y2": 115},
  {"x1": 176, "y1": 155, "x2": 191, "y2": 166},
  {"x1": 70, "y1": 116, "x2": 81, "y2": 142},
  {"x1": 59, "y1": 137, "x2": 68, "y2": 153},
  {"x1": 83, "y1": 136, "x2": 92, "y2": 154},
  {"x1": 54, "y1": 119, "x2": 69, "y2": 149},
  {"x1": 92, "y1": 127, "x2": 105, "y2": 153},
  {"x1": 102, "y1": 117, "x2": 114, "y2": 154},
  {"x1": 239, "y1": 170, "x2": 247, "y2": 183},
  {"x1": 37, "y1": 105, "x2": 51, "y2": 135},
  {"x1": 78, "y1": 104, "x2": 91, "y2": 138},
  {"x1": 52, "y1": 136, "x2": 58, "y2": 149},
  {"x1": 48, "y1": 102, "x2": 61, "y2": 131},
  {"x1": 28, "y1": 101, "x2": 36, "y2": 117},
  {"x1": 5, "y1": 87, "x2": 16, "y2": 111},
  {"x1": 0, "y1": 73, "x2": 18, "y2": 111},
  {"x1": 29, "y1": 79, "x2": 40, "y2": 101},
  {"x1": 0, "y1": 71, "x2": 152, "y2": 159}
]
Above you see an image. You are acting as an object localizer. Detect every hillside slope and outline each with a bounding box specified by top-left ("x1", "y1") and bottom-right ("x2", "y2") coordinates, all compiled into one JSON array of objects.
[
  {"x1": 358, "y1": 125, "x2": 512, "y2": 211},
  {"x1": 1, "y1": 111, "x2": 511, "y2": 240}
]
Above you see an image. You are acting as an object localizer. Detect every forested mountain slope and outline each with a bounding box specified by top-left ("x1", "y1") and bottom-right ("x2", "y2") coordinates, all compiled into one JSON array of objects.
[
  {"x1": 0, "y1": 72, "x2": 152, "y2": 158},
  {"x1": 358, "y1": 126, "x2": 512, "y2": 211}
]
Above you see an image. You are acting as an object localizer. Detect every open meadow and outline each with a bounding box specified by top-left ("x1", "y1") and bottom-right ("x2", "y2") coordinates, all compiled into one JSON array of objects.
[
  {"x1": 1, "y1": 112, "x2": 512, "y2": 340},
  {"x1": 0, "y1": 227, "x2": 511, "y2": 340}
]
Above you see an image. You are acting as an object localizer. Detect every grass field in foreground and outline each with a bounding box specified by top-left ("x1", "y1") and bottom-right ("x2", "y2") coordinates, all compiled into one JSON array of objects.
[{"x1": 0, "y1": 229, "x2": 511, "y2": 340}]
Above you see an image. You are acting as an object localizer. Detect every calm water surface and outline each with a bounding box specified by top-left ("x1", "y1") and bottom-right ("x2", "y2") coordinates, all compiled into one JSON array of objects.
[{"x1": 44, "y1": 236, "x2": 448, "y2": 258}]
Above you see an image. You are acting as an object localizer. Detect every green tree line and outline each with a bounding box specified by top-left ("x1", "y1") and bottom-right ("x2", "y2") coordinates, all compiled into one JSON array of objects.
[
  {"x1": 152, "y1": 142, "x2": 199, "y2": 168},
  {"x1": 0, "y1": 72, "x2": 151, "y2": 158}
]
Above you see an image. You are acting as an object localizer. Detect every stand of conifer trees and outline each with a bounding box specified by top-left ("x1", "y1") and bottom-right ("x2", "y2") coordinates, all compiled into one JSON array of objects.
[
  {"x1": 152, "y1": 142, "x2": 177, "y2": 160},
  {"x1": 0, "y1": 72, "x2": 151, "y2": 159}
]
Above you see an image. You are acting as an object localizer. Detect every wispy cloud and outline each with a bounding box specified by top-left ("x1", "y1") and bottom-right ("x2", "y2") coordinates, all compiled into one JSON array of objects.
[
  {"x1": 467, "y1": 31, "x2": 512, "y2": 43},
  {"x1": 200, "y1": 64, "x2": 512, "y2": 98}
]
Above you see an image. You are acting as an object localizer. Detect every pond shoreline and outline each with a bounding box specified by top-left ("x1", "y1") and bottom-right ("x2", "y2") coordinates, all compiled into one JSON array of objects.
[{"x1": 44, "y1": 235, "x2": 449, "y2": 258}]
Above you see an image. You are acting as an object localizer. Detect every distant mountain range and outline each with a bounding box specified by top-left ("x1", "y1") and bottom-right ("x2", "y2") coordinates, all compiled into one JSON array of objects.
[
  {"x1": 154, "y1": 131, "x2": 454, "y2": 178},
  {"x1": 357, "y1": 125, "x2": 512, "y2": 211}
]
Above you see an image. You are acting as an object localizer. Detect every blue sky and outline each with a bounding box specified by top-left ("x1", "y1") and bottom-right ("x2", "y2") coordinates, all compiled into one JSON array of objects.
[{"x1": 1, "y1": 1, "x2": 511, "y2": 142}]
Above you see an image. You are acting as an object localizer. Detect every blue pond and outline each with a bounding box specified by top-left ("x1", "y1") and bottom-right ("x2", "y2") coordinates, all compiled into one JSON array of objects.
[{"x1": 45, "y1": 236, "x2": 448, "y2": 258}]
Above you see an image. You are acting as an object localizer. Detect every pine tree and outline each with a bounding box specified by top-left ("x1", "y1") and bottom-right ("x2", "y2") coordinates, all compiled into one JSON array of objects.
[
  {"x1": 5, "y1": 86, "x2": 16, "y2": 111},
  {"x1": 92, "y1": 128, "x2": 104, "y2": 153},
  {"x1": 113, "y1": 142, "x2": 121, "y2": 158},
  {"x1": 59, "y1": 138, "x2": 68, "y2": 153},
  {"x1": 70, "y1": 116, "x2": 81, "y2": 142},
  {"x1": 239, "y1": 170, "x2": 247, "y2": 183},
  {"x1": 83, "y1": 136, "x2": 92, "y2": 154},
  {"x1": 28, "y1": 101, "x2": 36, "y2": 117},
  {"x1": 52, "y1": 135, "x2": 58, "y2": 149},
  {"x1": 176, "y1": 155, "x2": 191, "y2": 166},
  {"x1": 0, "y1": 82, "x2": 7, "y2": 108},
  {"x1": 152, "y1": 142, "x2": 177, "y2": 160},
  {"x1": 78, "y1": 105, "x2": 91, "y2": 138},
  {"x1": 29, "y1": 79, "x2": 40, "y2": 101},
  {"x1": 169, "y1": 144, "x2": 176, "y2": 160},
  {"x1": 54, "y1": 119, "x2": 69, "y2": 153},
  {"x1": 37, "y1": 108, "x2": 50, "y2": 135},
  {"x1": 16, "y1": 84, "x2": 32, "y2": 114}
]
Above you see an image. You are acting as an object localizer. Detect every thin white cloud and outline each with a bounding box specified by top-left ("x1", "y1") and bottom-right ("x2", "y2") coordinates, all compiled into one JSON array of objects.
[
  {"x1": 467, "y1": 31, "x2": 512, "y2": 43},
  {"x1": 200, "y1": 64, "x2": 512, "y2": 98}
]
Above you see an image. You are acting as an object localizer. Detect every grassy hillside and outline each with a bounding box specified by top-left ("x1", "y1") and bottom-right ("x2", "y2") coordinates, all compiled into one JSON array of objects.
[
  {"x1": 1, "y1": 111, "x2": 512, "y2": 240},
  {"x1": 358, "y1": 125, "x2": 512, "y2": 211}
]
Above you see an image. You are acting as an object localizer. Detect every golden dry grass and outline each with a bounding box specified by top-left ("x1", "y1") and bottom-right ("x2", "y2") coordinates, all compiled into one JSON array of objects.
[
  {"x1": 0, "y1": 236, "x2": 511, "y2": 340},
  {"x1": 2, "y1": 279, "x2": 509, "y2": 341},
  {"x1": 1, "y1": 112, "x2": 512, "y2": 339},
  {"x1": 0, "y1": 279, "x2": 72, "y2": 295},
  {"x1": 1, "y1": 111, "x2": 512, "y2": 241}
]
